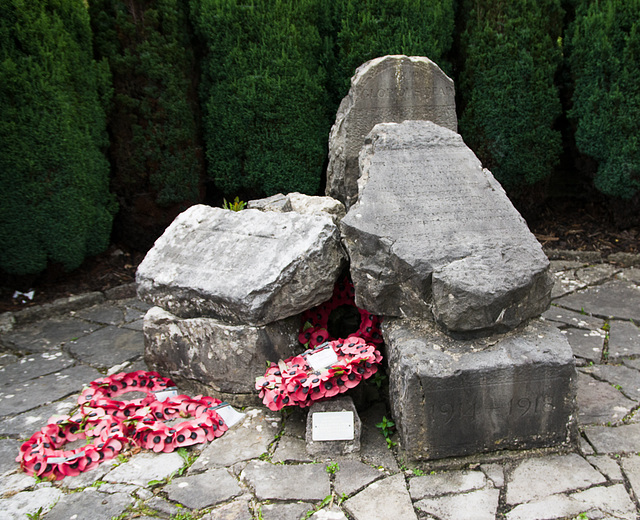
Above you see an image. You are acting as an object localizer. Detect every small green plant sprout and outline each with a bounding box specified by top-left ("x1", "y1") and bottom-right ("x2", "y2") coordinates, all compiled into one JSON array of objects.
[
  {"x1": 371, "y1": 371, "x2": 387, "y2": 389},
  {"x1": 601, "y1": 322, "x2": 610, "y2": 332},
  {"x1": 26, "y1": 507, "x2": 44, "y2": 520},
  {"x1": 412, "y1": 468, "x2": 427, "y2": 476},
  {"x1": 326, "y1": 461, "x2": 339, "y2": 474},
  {"x1": 376, "y1": 416, "x2": 397, "y2": 449},
  {"x1": 573, "y1": 513, "x2": 589, "y2": 520},
  {"x1": 223, "y1": 196, "x2": 247, "y2": 211}
]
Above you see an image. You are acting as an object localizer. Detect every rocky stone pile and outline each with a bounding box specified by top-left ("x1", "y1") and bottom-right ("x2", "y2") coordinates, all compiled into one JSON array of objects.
[{"x1": 137, "y1": 55, "x2": 576, "y2": 460}]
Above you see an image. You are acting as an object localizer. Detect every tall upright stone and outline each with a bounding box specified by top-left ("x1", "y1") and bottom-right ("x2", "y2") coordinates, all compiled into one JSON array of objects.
[
  {"x1": 326, "y1": 55, "x2": 456, "y2": 208},
  {"x1": 341, "y1": 120, "x2": 552, "y2": 335}
]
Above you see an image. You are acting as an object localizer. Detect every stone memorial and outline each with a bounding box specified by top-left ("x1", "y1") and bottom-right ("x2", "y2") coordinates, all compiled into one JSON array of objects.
[
  {"x1": 384, "y1": 318, "x2": 577, "y2": 460},
  {"x1": 139, "y1": 201, "x2": 347, "y2": 404},
  {"x1": 341, "y1": 120, "x2": 553, "y2": 335},
  {"x1": 137, "y1": 204, "x2": 346, "y2": 325},
  {"x1": 305, "y1": 396, "x2": 362, "y2": 457},
  {"x1": 143, "y1": 307, "x2": 299, "y2": 405},
  {"x1": 326, "y1": 55, "x2": 457, "y2": 208}
]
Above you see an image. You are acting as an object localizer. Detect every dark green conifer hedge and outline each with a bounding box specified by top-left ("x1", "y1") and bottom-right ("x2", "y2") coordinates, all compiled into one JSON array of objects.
[
  {"x1": 568, "y1": 0, "x2": 640, "y2": 199},
  {"x1": 89, "y1": 0, "x2": 204, "y2": 247},
  {"x1": 190, "y1": 0, "x2": 331, "y2": 197},
  {"x1": 457, "y1": 0, "x2": 564, "y2": 191},
  {"x1": 333, "y1": 0, "x2": 455, "y2": 101},
  {"x1": 0, "y1": 0, "x2": 115, "y2": 276}
]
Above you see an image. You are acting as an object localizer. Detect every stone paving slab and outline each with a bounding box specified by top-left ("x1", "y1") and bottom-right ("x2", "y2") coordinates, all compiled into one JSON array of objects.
[
  {"x1": 560, "y1": 327, "x2": 605, "y2": 363},
  {"x1": 75, "y1": 303, "x2": 127, "y2": 325},
  {"x1": 555, "y1": 279, "x2": 640, "y2": 321},
  {"x1": 0, "y1": 364, "x2": 100, "y2": 417},
  {"x1": 1, "y1": 317, "x2": 101, "y2": 353},
  {"x1": 242, "y1": 460, "x2": 331, "y2": 501},
  {"x1": 0, "y1": 351, "x2": 75, "y2": 385},
  {"x1": 415, "y1": 488, "x2": 500, "y2": 520},
  {"x1": 576, "y1": 372, "x2": 636, "y2": 425},
  {"x1": 0, "y1": 266, "x2": 639, "y2": 519},
  {"x1": 0, "y1": 486, "x2": 64, "y2": 518},
  {"x1": 583, "y1": 423, "x2": 640, "y2": 454},
  {"x1": 44, "y1": 488, "x2": 134, "y2": 520},
  {"x1": 165, "y1": 468, "x2": 242, "y2": 509},
  {"x1": 505, "y1": 453, "x2": 606, "y2": 505},
  {"x1": 0, "y1": 394, "x2": 78, "y2": 438},
  {"x1": 68, "y1": 325, "x2": 144, "y2": 368},
  {"x1": 609, "y1": 319, "x2": 640, "y2": 359},
  {"x1": 343, "y1": 473, "x2": 417, "y2": 520}
]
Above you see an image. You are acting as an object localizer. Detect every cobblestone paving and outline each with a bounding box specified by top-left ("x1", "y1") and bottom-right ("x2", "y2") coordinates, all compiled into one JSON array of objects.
[{"x1": 1, "y1": 259, "x2": 640, "y2": 519}]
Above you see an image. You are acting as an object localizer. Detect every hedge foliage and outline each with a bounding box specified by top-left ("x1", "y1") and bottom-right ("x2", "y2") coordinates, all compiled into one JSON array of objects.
[
  {"x1": 568, "y1": 0, "x2": 640, "y2": 199},
  {"x1": 332, "y1": 0, "x2": 454, "y2": 101},
  {"x1": 0, "y1": 0, "x2": 115, "y2": 276},
  {"x1": 190, "y1": 0, "x2": 332, "y2": 197},
  {"x1": 89, "y1": 0, "x2": 203, "y2": 208},
  {"x1": 457, "y1": 0, "x2": 564, "y2": 191}
]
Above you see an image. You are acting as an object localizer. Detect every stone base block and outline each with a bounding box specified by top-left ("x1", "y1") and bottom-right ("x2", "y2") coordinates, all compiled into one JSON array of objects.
[
  {"x1": 306, "y1": 397, "x2": 362, "y2": 457},
  {"x1": 384, "y1": 318, "x2": 577, "y2": 460},
  {"x1": 143, "y1": 307, "x2": 300, "y2": 406}
]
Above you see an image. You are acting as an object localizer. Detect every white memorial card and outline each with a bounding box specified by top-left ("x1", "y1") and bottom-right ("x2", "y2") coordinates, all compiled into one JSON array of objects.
[
  {"x1": 312, "y1": 411, "x2": 354, "y2": 441},
  {"x1": 307, "y1": 346, "x2": 338, "y2": 372},
  {"x1": 154, "y1": 386, "x2": 179, "y2": 402},
  {"x1": 212, "y1": 402, "x2": 245, "y2": 428}
]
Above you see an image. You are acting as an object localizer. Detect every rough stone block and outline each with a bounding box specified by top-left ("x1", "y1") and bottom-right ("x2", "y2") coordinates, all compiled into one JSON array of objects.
[
  {"x1": 136, "y1": 205, "x2": 346, "y2": 325},
  {"x1": 384, "y1": 318, "x2": 577, "y2": 460},
  {"x1": 305, "y1": 396, "x2": 362, "y2": 457},
  {"x1": 143, "y1": 306, "x2": 299, "y2": 401},
  {"x1": 341, "y1": 121, "x2": 552, "y2": 334},
  {"x1": 326, "y1": 55, "x2": 457, "y2": 208}
]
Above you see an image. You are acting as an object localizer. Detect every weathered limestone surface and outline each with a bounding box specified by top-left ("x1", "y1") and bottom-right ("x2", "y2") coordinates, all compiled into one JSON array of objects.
[
  {"x1": 341, "y1": 121, "x2": 552, "y2": 334},
  {"x1": 137, "y1": 205, "x2": 346, "y2": 325},
  {"x1": 326, "y1": 55, "x2": 457, "y2": 208},
  {"x1": 143, "y1": 306, "x2": 299, "y2": 397},
  {"x1": 384, "y1": 317, "x2": 577, "y2": 460},
  {"x1": 248, "y1": 192, "x2": 346, "y2": 222}
]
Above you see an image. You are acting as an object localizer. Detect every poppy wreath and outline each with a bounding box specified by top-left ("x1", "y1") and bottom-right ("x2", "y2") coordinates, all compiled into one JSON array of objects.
[
  {"x1": 255, "y1": 337, "x2": 383, "y2": 411},
  {"x1": 18, "y1": 371, "x2": 231, "y2": 480},
  {"x1": 131, "y1": 395, "x2": 228, "y2": 453},
  {"x1": 298, "y1": 277, "x2": 383, "y2": 348},
  {"x1": 77, "y1": 370, "x2": 176, "y2": 419},
  {"x1": 17, "y1": 411, "x2": 128, "y2": 481}
]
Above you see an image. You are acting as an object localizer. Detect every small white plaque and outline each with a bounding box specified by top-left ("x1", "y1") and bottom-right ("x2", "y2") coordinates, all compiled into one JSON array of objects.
[
  {"x1": 307, "y1": 347, "x2": 338, "y2": 372},
  {"x1": 211, "y1": 403, "x2": 245, "y2": 428},
  {"x1": 154, "y1": 387, "x2": 179, "y2": 402},
  {"x1": 312, "y1": 411, "x2": 354, "y2": 441},
  {"x1": 47, "y1": 450, "x2": 86, "y2": 464}
]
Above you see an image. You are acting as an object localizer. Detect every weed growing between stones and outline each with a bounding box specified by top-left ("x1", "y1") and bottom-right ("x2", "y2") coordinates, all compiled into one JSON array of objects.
[{"x1": 376, "y1": 416, "x2": 397, "y2": 449}]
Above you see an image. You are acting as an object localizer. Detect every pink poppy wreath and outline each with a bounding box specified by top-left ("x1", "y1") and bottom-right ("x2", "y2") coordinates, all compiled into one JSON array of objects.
[
  {"x1": 17, "y1": 411, "x2": 128, "y2": 480},
  {"x1": 17, "y1": 371, "x2": 231, "y2": 481},
  {"x1": 255, "y1": 337, "x2": 383, "y2": 411},
  {"x1": 77, "y1": 370, "x2": 176, "y2": 419},
  {"x1": 299, "y1": 278, "x2": 383, "y2": 348},
  {"x1": 131, "y1": 395, "x2": 228, "y2": 453}
]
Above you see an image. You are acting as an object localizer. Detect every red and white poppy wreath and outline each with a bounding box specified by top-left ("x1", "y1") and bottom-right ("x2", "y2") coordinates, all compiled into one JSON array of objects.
[
  {"x1": 256, "y1": 278, "x2": 384, "y2": 411},
  {"x1": 17, "y1": 371, "x2": 228, "y2": 480}
]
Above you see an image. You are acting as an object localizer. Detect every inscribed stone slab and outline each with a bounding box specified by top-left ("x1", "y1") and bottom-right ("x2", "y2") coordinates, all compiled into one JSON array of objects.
[
  {"x1": 341, "y1": 121, "x2": 552, "y2": 333},
  {"x1": 137, "y1": 205, "x2": 345, "y2": 325},
  {"x1": 384, "y1": 318, "x2": 577, "y2": 460},
  {"x1": 326, "y1": 55, "x2": 456, "y2": 208}
]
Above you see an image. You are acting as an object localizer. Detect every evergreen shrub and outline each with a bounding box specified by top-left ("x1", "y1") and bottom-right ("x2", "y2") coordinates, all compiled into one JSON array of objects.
[
  {"x1": 333, "y1": 0, "x2": 455, "y2": 101},
  {"x1": 89, "y1": 0, "x2": 204, "y2": 209},
  {"x1": 0, "y1": 0, "x2": 115, "y2": 275},
  {"x1": 190, "y1": 0, "x2": 331, "y2": 197},
  {"x1": 568, "y1": 0, "x2": 640, "y2": 198},
  {"x1": 458, "y1": 0, "x2": 564, "y2": 191}
]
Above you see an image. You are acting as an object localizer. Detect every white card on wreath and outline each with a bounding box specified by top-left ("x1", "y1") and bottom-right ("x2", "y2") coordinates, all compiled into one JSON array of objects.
[{"x1": 307, "y1": 347, "x2": 338, "y2": 371}]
